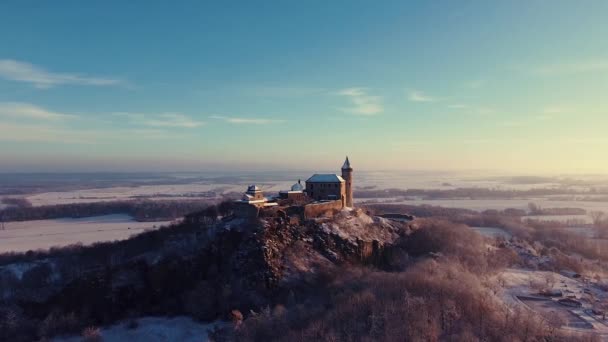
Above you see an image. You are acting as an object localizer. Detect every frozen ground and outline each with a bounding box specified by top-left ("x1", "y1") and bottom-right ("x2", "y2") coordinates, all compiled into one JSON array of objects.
[
  {"x1": 522, "y1": 214, "x2": 592, "y2": 224},
  {"x1": 470, "y1": 226, "x2": 512, "y2": 239},
  {"x1": 53, "y1": 316, "x2": 227, "y2": 342},
  {"x1": 20, "y1": 181, "x2": 295, "y2": 206},
  {"x1": 0, "y1": 214, "x2": 172, "y2": 253},
  {"x1": 498, "y1": 268, "x2": 608, "y2": 337},
  {"x1": 361, "y1": 198, "x2": 608, "y2": 215}
]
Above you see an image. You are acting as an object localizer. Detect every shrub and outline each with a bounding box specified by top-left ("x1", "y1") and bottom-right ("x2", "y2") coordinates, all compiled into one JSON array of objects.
[
  {"x1": 38, "y1": 311, "x2": 80, "y2": 338},
  {"x1": 82, "y1": 326, "x2": 102, "y2": 342}
]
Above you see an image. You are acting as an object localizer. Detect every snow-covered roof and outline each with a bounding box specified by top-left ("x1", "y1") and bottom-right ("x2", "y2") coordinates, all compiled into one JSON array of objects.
[
  {"x1": 247, "y1": 185, "x2": 261, "y2": 192},
  {"x1": 306, "y1": 174, "x2": 345, "y2": 183},
  {"x1": 291, "y1": 181, "x2": 304, "y2": 191},
  {"x1": 342, "y1": 156, "x2": 352, "y2": 170}
]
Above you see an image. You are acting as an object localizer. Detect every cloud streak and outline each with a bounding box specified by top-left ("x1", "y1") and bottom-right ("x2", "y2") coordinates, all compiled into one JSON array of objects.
[
  {"x1": 210, "y1": 115, "x2": 285, "y2": 124},
  {"x1": 0, "y1": 59, "x2": 125, "y2": 88},
  {"x1": 526, "y1": 58, "x2": 608, "y2": 76},
  {"x1": 407, "y1": 89, "x2": 437, "y2": 102},
  {"x1": 114, "y1": 112, "x2": 204, "y2": 128},
  {"x1": 0, "y1": 102, "x2": 76, "y2": 120},
  {"x1": 0, "y1": 121, "x2": 172, "y2": 144},
  {"x1": 337, "y1": 88, "x2": 383, "y2": 115}
]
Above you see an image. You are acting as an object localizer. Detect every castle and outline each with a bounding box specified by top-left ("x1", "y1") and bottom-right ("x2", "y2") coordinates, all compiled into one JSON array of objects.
[
  {"x1": 305, "y1": 156, "x2": 353, "y2": 207},
  {"x1": 235, "y1": 157, "x2": 354, "y2": 217}
]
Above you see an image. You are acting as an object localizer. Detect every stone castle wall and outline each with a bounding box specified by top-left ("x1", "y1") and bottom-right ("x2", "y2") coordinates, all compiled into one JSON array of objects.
[
  {"x1": 303, "y1": 200, "x2": 344, "y2": 219},
  {"x1": 234, "y1": 202, "x2": 260, "y2": 218}
]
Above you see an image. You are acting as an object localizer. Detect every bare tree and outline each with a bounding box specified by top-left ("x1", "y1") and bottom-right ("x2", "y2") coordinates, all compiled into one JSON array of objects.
[
  {"x1": 528, "y1": 202, "x2": 542, "y2": 215},
  {"x1": 544, "y1": 273, "x2": 556, "y2": 290},
  {"x1": 590, "y1": 211, "x2": 608, "y2": 238},
  {"x1": 590, "y1": 211, "x2": 605, "y2": 225}
]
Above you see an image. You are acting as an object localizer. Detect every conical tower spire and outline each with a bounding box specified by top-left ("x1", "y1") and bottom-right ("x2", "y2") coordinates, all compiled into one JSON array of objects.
[{"x1": 342, "y1": 156, "x2": 352, "y2": 170}]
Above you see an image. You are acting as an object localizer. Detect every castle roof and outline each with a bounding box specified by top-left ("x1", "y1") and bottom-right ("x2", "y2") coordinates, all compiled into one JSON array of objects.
[
  {"x1": 247, "y1": 184, "x2": 261, "y2": 192},
  {"x1": 342, "y1": 156, "x2": 352, "y2": 170},
  {"x1": 306, "y1": 174, "x2": 345, "y2": 183},
  {"x1": 291, "y1": 180, "x2": 304, "y2": 191}
]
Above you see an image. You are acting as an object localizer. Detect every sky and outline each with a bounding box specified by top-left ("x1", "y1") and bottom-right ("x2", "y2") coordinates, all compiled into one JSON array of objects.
[{"x1": 0, "y1": 1, "x2": 607, "y2": 173}]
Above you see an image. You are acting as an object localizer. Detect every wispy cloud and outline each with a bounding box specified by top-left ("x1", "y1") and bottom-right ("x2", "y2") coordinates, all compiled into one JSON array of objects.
[
  {"x1": 114, "y1": 112, "x2": 204, "y2": 128},
  {"x1": 0, "y1": 102, "x2": 76, "y2": 120},
  {"x1": 0, "y1": 121, "x2": 171, "y2": 144},
  {"x1": 0, "y1": 102, "x2": 203, "y2": 144},
  {"x1": 407, "y1": 89, "x2": 437, "y2": 103},
  {"x1": 209, "y1": 115, "x2": 285, "y2": 124},
  {"x1": 526, "y1": 58, "x2": 608, "y2": 76},
  {"x1": 337, "y1": 88, "x2": 383, "y2": 115},
  {"x1": 0, "y1": 59, "x2": 126, "y2": 88},
  {"x1": 447, "y1": 104, "x2": 468, "y2": 109},
  {"x1": 144, "y1": 113, "x2": 204, "y2": 128},
  {"x1": 447, "y1": 103, "x2": 494, "y2": 116},
  {"x1": 464, "y1": 79, "x2": 486, "y2": 89},
  {"x1": 244, "y1": 86, "x2": 326, "y2": 97},
  {"x1": 498, "y1": 106, "x2": 566, "y2": 127},
  {"x1": 542, "y1": 107, "x2": 568, "y2": 115}
]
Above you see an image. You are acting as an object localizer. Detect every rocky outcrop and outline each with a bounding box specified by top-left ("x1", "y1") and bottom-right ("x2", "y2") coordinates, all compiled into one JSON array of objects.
[{"x1": 0, "y1": 208, "x2": 411, "y2": 334}]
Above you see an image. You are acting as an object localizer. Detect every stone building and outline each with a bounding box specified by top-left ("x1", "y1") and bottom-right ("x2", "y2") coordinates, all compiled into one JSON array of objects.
[
  {"x1": 279, "y1": 179, "x2": 306, "y2": 201},
  {"x1": 237, "y1": 185, "x2": 277, "y2": 207},
  {"x1": 305, "y1": 157, "x2": 354, "y2": 208},
  {"x1": 236, "y1": 157, "x2": 355, "y2": 218}
]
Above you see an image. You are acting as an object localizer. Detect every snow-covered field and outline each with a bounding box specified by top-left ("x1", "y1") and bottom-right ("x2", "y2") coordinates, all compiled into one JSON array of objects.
[
  {"x1": 497, "y1": 268, "x2": 608, "y2": 336},
  {"x1": 470, "y1": 226, "x2": 512, "y2": 239},
  {"x1": 366, "y1": 198, "x2": 608, "y2": 215},
  {"x1": 22, "y1": 181, "x2": 294, "y2": 206},
  {"x1": 0, "y1": 214, "x2": 172, "y2": 253},
  {"x1": 522, "y1": 214, "x2": 592, "y2": 224},
  {"x1": 53, "y1": 317, "x2": 227, "y2": 342}
]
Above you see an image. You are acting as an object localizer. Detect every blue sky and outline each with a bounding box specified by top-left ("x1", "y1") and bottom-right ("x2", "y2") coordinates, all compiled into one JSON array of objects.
[{"x1": 1, "y1": 1, "x2": 607, "y2": 173}]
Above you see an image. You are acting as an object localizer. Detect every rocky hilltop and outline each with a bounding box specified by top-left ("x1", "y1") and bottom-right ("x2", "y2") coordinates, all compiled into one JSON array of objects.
[{"x1": 0, "y1": 206, "x2": 411, "y2": 341}]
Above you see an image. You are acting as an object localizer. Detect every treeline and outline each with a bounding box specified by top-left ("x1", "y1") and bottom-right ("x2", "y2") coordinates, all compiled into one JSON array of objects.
[
  {"x1": 368, "y1": 203, "x2": 608, "y2": 269},
  {"x1": 1, "y1": 197, "x2": 32, "y2": 208},
  {"x1": 0, "y1": 200, "x2": 215, "y2": 222},
  {"x1": 355, "y1": 187, "x2": 603, "y2": 200},
  {"x1": 527, "y1": 202, "x2": 586, "y2": 215},
  {"x1": 366, "y1": 203, "x2": 479, "y2": 219}
]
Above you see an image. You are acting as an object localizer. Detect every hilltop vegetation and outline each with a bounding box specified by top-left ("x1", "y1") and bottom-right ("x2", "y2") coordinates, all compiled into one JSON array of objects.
[{"x1": 0, "y1": 202, "x2": 603, "y2": 341}]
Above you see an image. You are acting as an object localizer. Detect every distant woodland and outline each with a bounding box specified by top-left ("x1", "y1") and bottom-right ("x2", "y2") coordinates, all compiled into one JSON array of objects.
[
  {"x1": 355, "y1": 187, "x2": 608, "y2": 200},
  {"x1": 0, "y1": 199, "x2": 213, "y2": 222}
]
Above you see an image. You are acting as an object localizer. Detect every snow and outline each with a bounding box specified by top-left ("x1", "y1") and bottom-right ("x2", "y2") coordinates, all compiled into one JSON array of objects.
[
  {"x1": 317, "y1": 209, "x2": 400, "y2": 244},
  {"x1": 53, "y1": 317, "x2": 228, "y2": 342},
  {"x1": 0, "y1": 214, "x2": 172, "y2": 253},
  {"x1": 358, "y1": 198, "x2": 608, "y2": 215},
  {"x1": 306, "y1": 174, "x2": 345, "y2": 183},
  {"x1": 523, "y1": 214, "x2": 592, "y2": 224},
  {"x1": 1, "y1": 261, "x2": 40, "y2": 280},
  {"x1": 470, "y1": 227, "x2": 512, "y2": 239},
  {"x1": 496, "y1": 268, "x2": 608, "y2": 335}
]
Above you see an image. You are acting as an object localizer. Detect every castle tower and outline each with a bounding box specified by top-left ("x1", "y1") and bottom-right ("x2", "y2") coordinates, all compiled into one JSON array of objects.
[{"x1": 341, "y1": 156, "x2": 353, "y2": 207}]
